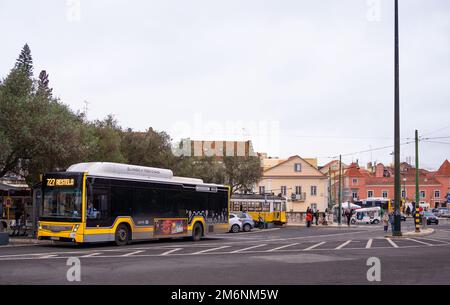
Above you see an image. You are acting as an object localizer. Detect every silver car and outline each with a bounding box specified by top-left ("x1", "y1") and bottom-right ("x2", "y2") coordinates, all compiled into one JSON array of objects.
[{"x1": 234, "y1": 211, "x2": 255, "y2": 232}]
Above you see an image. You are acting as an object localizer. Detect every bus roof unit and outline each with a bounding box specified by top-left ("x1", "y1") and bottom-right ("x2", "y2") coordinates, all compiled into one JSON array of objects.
[{"x1": 67, "y1": 162, "x2": 207, "y2": 186}]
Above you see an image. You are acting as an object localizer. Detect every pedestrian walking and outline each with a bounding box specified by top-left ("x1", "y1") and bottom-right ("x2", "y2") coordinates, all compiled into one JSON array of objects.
[
  {"x1": 314, "y1": 209, "x2": 319, "y2": 225},
  {"x1": 306, "y1": 209, "x2": 313, "y2": 228},
  {"x1": 382, "y1": 212, "x2": 389, "y2": 232},
  {"x1": 345, "y1": 209, "x2": 353, "y2": 227},
  {"x1": 388, "y1": 212, "x2": 394, "y2": 231}
]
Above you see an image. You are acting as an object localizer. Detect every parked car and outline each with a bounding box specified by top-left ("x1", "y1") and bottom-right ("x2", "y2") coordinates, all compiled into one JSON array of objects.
[
  {"x1": 228, "y1": 213, "x2": 243, "y2": 233},
  {"x1": 234, "y1": 211, "x2": 255, "y2": 232},
  {"x1": 419, "y1": 211, "x2": 439, "y2": 225},
  {"x1": 437, "y1": 208, "x2": 450, "y2": 218}
]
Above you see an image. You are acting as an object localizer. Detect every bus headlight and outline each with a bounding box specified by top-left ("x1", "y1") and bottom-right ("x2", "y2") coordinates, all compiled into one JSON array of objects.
[{"x1": 72, "y1": 224, "x2": 80, "y2": 232}]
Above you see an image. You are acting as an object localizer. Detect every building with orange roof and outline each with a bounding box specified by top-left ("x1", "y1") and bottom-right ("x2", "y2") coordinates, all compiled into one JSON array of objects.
[{"x1": 339, "y1": 159, "x2": 450, "y2": 208}]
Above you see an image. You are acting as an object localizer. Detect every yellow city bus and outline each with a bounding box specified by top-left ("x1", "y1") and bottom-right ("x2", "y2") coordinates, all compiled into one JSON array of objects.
[
  {"x1": 230, "y1": 194, "x2": 287, "y2": 225},
  {"x1": 38, "y1": 162, "x2": 230, "y2": 246}
]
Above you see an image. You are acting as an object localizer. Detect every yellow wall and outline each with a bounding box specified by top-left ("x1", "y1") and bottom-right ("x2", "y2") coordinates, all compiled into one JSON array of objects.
[{"x1": 257, "y1": 156, "x2": 328, "y2": 212}]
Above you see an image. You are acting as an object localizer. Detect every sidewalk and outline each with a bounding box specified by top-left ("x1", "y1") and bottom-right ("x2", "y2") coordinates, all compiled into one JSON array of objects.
[
  {"x1": 286, "y1": 222, "x2": 363, "y2": 229},
  {"x1": 387, "y1": 228, "x2": 435, "y2": 238}
]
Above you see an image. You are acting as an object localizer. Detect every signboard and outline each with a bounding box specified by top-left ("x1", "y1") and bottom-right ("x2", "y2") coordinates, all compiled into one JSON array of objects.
[
  {"x1": 43, "y1": 174, "x2": 82, "y2": 189},
  {"x1": 154, "y1": 218, "x2": 188, "y2": 237}
]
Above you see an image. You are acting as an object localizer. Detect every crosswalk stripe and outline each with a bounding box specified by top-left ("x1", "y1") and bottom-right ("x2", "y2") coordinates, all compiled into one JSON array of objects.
[
  {"x1": 122, "y1": 250, "x2": 145, "y2": 257},
  {"x1": 267, "y1": 243, "x2": 299, "y2": 252},
  {"x1": 160, "y1": 248, "x2": 182, "y2": 256},
  {"x1": 365, "y1": 239, "x2": 373, "y2": 249},
  {"x1": 386, "y1": 238, "x2": 399, "y2": 248},
  {"x1": 303, "y1": 242, "x2": 325, "y2": 251},
  {"x1": 191, "y1": 246, "x2": 230, "y2": 254},
  {"x1": 406, "y1": 238, "x2": 433, "y2": 246},
  {"x1": 231, "y1": 244, "x2": 267, "y2": 253},
  {"x1": 81, "y1": 252, "x2": 102, "y2": 257},
  {"x1": 417, "y1": 237, "x2": 448, "y2": 244},
  {"x1": 335, "y1": 240, "x2": 352, "y2": 250}
]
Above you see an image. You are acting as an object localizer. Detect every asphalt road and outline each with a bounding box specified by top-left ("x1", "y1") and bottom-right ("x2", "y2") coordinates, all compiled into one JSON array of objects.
[{"x1": 1, "y1": 219, "x2": 450, "y2": 285}]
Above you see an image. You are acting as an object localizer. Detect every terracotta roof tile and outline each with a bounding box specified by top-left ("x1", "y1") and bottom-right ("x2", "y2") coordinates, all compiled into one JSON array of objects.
[{"x1": 436, "y1": 159, "x2": 450, "y2": 176}]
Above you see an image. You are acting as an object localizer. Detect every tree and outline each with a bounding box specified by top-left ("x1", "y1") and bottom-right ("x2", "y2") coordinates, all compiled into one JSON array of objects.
[
  {"x1": 36, "y1": 70, "x2": 53, "y2": 99},
  {"x1": 223, "y1": 156, "x2": 261, "y2": 192},
  {"x1": 87, "y1": 115, "x2": 126, "y2": 163},
  {"x1": 15, "y1": 43, "x2": 33, "y2": 77},
  {"x1": 0, "y1": 44, "x2": 95, "y2": 185},
  {"x1": 121, "y1": 127, "x2": 173, "y2": 168}
]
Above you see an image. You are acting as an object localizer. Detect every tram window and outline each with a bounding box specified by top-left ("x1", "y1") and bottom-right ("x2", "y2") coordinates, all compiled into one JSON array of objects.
[
  {"x1": 233, "y1": 202, "x2": 240, "y2": 211},
  {"x1": 248, "y1": 202, "x2": 255, "y2": 212},
  {"x1": 282, "y1": 202, "x2": 286, "y2": 211},
  {"x1": 255, "y1": 202, "x2": 262, "y2": 211},
  {"x1": 262, "y1": 202, "x2": 270, "y2": 212},
  {"x1": 274, "y1": 202, "x2": 281, "y2": 212},
  {"x1": 241, "y1": 202, "x2": 248, "y2": 211}
]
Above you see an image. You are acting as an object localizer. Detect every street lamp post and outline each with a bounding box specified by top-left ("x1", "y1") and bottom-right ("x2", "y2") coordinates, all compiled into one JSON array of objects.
[{"x1": 392, "y1": 0, "x2": 402, "y2": 236}]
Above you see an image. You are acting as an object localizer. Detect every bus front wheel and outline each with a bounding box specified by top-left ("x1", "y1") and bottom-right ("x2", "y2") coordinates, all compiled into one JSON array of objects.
[
  {"x1": 191, "y1": 222, "x2": 203, "y2": 241},
  {"x1": 115, "y1": 224, "x2": 130, "y2": 246}
]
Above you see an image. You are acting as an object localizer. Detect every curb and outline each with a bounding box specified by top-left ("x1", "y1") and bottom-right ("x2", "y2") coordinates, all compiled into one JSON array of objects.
[
  {"x1": 8, "y1": 238, "x2": 52, "y2": 245},
  {"x1": 385, "y1": 228, "x2": 435, "y2": 238}
]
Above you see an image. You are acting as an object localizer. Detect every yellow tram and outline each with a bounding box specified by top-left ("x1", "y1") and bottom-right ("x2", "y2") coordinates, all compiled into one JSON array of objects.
[{"x1": 230, "y1": 194, "x2": 287, "y2": 225}]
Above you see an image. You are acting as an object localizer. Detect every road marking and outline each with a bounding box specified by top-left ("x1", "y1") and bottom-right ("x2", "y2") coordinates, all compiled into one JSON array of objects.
[
  {"x1": 122, "y1": 250, "x2": 145, "y2": 257},
  {"x1": 365, "y1": 239, "x2": 373, "y2": 249},
  {"x1": 266, "y1": 243, "x2": 299, "y2": 252},
  {"x1": 406, "y1": 238, "x2": 433, "y2": 246},
  {"x1": 190, "y1": 246, "x2": 230, "y2": 254},
  {"x1": 386, "y1": 238, "x2": 399, "y2": 248},
  {"x1": 335, "y1": 240, "x2": 352, "y2": 250},
  {"x1": 81, "y1": 252, "x2": 102, "y2": 257},
  {"x1": 39, "y1": 254, "x2": 57, "y2": 259},
  {"x1": 231, "y1": 244, "x2": 267, "y2": 253},
  {"x1": 417, "y1": 237, "x2": 448, "y2": 244},
  {"x1": 303, "y1": 242, "x2": 325, "y2": 251},
  {"x1": 160, "y1": 248, "x2": 182, "y2": 256}
]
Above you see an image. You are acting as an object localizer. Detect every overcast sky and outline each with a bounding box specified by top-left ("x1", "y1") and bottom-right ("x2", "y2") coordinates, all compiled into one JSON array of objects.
[{"x1": 1, "y1": 0, "x2": 449, "y2": 170}]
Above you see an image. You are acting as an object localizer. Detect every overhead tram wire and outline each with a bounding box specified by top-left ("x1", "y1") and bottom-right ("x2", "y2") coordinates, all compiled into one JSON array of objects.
[{"x1": 318, "y1": 140, "x2": 415, "y2": 159}]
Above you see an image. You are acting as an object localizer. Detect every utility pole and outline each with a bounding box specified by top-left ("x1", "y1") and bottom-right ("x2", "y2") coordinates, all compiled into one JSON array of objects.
[
  {"x1": 415, "y1": 130, "x2": 420, "y2": 232},
  {"x1": 392, "y1": 0, "x2": 402, "y2": 236},
  {"x1": 338, "y1": 155, "x2": 342, "y2": 225},
  {"x1": 328, "y1": 170, "x2": 332, "y2": 209}
]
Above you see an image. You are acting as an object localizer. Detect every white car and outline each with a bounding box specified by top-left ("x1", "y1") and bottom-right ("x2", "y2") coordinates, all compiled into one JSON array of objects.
[{"x1": 229, "y1": 213, "x2": 243, "y2": 233}]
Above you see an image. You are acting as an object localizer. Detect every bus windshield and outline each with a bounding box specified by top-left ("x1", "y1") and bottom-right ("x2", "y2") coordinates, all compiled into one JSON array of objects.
[{"x1": 41, "y1": 188, "x2": 82, "y2": 220}]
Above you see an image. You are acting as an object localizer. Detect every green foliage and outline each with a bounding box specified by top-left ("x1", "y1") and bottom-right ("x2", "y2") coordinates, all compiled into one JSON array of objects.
[
  {"x1": 0, "y1": 43, "x2": 262, "y2": 191},
  {"x1": 121, "y1": 127, "x2": 173, "y2": 168},
  {"x1": 87, "y1": 115, "x2": 126, "y2": 163}
]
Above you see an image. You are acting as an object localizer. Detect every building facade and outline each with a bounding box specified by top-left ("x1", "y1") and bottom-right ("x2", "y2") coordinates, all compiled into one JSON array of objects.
[
  {"x1": 257, "y1": 155, "x2": 328, "y2": 212},
  {"x1": 339, "y1": 160, "x2": 450, "y2": 208}
]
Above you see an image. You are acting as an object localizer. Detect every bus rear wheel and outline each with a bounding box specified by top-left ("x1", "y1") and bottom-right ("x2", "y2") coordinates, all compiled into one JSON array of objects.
[
  {"x1": 191, "y1": 223, "x2": 203, "y2": 241},
  {"x1": 115, "y1": 224, "x2": 130, "y2": 246}
]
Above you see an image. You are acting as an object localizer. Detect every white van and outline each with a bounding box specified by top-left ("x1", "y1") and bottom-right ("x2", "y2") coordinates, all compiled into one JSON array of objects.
[{"x1": 351, "y1": 207, "x2": 381, "y2": 225}]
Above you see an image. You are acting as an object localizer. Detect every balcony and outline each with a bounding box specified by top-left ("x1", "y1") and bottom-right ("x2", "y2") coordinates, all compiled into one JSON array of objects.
[{"x1": 291, "y1": 192, "x2": 307, "y2": 202}]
